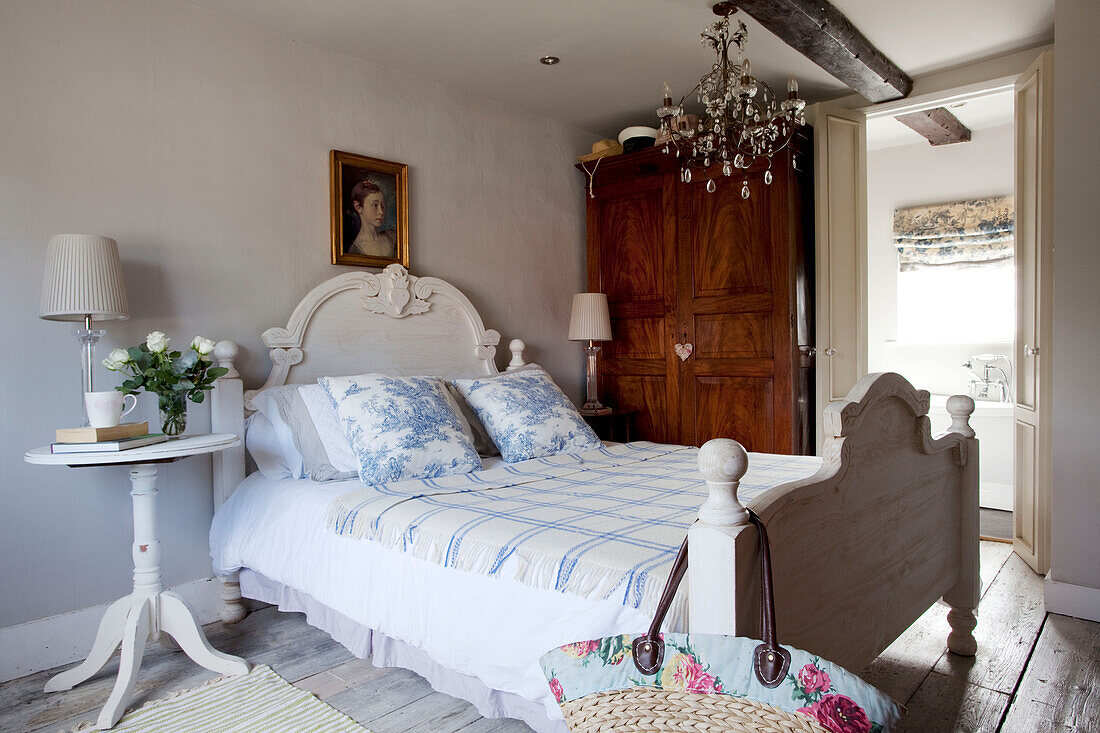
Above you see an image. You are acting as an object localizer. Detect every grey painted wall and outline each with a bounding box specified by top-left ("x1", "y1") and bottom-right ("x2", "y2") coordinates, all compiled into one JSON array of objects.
[
  {"x1": 1051, "y1": 0, "x2": 1100, "y2": 598},
  {"x1": 0, "y1": 0, "x2": 595, "y2": 627}
]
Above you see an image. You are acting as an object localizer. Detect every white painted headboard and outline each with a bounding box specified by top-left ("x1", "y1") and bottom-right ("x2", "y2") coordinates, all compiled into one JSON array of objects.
[{"x1": 209, "y1": 264, "x2": 526, "y2": 511}]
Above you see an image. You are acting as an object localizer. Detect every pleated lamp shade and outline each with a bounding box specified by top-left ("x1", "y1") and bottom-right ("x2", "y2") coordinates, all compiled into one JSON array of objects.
[
  {"x1": 39, "y1": 235, "x2": 129, "y2": 322},
  {"x1": 568, "y1": 293, "x2": 612, "y2": 341}
]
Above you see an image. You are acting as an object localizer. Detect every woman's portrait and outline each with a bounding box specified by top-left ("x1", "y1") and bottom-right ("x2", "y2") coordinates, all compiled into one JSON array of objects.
[{"x1": 330, "y1": 150, "x2": 408, "y2": 268}]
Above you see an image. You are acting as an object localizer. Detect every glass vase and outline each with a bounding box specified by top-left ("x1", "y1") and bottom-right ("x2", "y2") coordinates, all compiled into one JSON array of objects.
[{"x1": 158, "y1": 392, "x2": 188, "y2": 436}]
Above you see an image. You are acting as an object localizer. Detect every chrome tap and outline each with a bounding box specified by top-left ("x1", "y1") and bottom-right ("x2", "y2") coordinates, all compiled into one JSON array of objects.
[{"x1": 962, "y1": 354, "x2": 1013, "y2": 403}]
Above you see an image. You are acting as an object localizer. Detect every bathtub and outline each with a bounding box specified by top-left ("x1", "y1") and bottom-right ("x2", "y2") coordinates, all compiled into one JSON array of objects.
[{"x1": 928, "y1": 394, "x2": 1014, "y2": 511}]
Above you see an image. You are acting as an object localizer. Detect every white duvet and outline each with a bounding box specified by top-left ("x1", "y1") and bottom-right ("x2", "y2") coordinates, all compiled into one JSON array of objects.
[
  {"x1": 210, "y1": 468, "x2": 653, "y2": 726},
  {"x1": 210, "y1": 449, "x2": 821, "y2": 728}
]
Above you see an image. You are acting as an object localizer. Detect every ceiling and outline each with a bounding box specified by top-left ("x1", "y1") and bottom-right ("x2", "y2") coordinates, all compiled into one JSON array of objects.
[
  {"x1": 867, "y1": 90, "x2": 1016, "y2": 150},
  {"x1": 185, "y1": 0, "x2": 1053, "y2": 138}
]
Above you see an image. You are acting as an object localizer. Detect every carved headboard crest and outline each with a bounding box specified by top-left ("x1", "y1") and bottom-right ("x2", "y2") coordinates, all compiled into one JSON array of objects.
[
  {"x1": 361, "y1": 264, "x2": 432, "y2": 318},
  {"x1": 243, "y1": 265, "x2": 507, "y2": 410}
]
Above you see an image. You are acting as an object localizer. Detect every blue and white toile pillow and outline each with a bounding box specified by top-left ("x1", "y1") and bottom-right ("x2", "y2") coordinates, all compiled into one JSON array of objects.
[
  {"x1": 319, "y1": 374, "x2": 482, "y2": 484},
  {"x1": 453, "y1": 367, "x2": 602, "y2": 463}
]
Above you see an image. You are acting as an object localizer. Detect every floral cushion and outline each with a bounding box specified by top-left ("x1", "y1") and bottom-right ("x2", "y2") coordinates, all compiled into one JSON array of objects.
[
  {"x1": 540, "y1": 633, "x2": 900, "y2": 733},
  {"x1": 319, "y1": 374, "x2": 481, "y2": 484},
  {"x1": 452, "y1": 367, "x2": 601, "y2": 463}
]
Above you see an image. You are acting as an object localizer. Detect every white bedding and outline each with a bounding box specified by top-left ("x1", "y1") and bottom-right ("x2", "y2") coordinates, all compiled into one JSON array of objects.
[
  {"x1": 210, "y1": 449, "x2": 823, "y2": 729},
  {"x1": 210, "y1": 466, "x2": 653, "y2": 729}
]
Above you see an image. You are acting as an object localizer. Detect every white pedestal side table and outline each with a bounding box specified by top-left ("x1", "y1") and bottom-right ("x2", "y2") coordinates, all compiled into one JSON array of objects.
[{"x1": 25, "y1": 433, "x2": 250, "y2": 730}]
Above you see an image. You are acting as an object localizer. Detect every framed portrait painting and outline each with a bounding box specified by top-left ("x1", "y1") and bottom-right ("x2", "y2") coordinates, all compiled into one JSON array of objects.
[{"x1": 330, "y1": 150, "x2": 409, "y2": 268}]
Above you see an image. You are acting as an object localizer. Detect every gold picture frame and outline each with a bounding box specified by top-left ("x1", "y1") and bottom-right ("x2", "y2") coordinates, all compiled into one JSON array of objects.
[{"x1": 330, "y1": 150, "x2": 409, "y2": 268}]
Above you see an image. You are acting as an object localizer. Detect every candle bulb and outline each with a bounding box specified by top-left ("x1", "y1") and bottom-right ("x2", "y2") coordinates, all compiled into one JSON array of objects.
[
  {"x1": 788, "y1": 76, "x2": 798, "y2": 97},
  {"x1": 740, "y1": 58, "x2": 751, "y2": 84},
  {"x1": 662, "y1": 81, "x2": 673, "y2": 105}
]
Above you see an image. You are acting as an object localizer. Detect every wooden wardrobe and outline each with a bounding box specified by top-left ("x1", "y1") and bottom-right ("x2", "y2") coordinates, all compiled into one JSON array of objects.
[{"x1": 580, "y1": 136, "x2": 815, "y2": 454}]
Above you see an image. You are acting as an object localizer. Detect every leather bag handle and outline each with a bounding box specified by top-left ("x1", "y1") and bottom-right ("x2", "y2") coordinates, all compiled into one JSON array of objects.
[{"x1": 631, "y1": 510, "x2": 791, "y2": 688}]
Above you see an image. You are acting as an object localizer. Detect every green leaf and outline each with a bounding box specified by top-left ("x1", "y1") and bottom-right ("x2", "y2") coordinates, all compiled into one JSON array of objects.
[
  {"x1": 191, "y1": 390, "x2": 205, "y2": 404},
  {"x1": 127, "y1": 346, "x2": 144, "y2": 362},
  {"x1": 206, "y1": 366, "x2": 228, "y2": 380}
]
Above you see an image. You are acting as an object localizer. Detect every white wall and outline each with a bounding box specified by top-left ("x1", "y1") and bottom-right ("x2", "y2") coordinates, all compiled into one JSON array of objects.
[
  {"x1": 0, "y1": 0, "x2": 594, "y2": 629},
  {"x1": 1049, "y1": 0, "x2": 1100, "y2": 613},
  {"x1": 867, "y1": 123, "x2": 1014, "y2": 396}
]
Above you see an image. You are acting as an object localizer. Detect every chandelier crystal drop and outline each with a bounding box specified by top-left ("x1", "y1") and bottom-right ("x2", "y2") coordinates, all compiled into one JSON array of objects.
[{"x1": 656, "y1": 3, "x2": 806, "y2": 198}]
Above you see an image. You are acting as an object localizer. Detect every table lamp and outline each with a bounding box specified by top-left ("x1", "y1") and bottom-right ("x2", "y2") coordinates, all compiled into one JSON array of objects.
[
  {"x1": 40, "y1": 234, "x2": 129, "y2": 425},
  {"x1": 568, "y1": 292, "x2": 612, "y2": 416}
]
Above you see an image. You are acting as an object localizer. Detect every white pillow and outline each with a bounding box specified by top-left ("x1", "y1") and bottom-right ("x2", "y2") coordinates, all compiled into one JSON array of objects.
[
  {"x1": 244, "y1": 412, "x2": 294, "y2": 480},
  {"x1": 320, "y1": 374, "x2": 482, "y2": 484},
  {"x1": 453, "y1": 366, "x2": 601, "y2": 463},
  {"x1": 298, "y1": 383, "x2": 358, "y2": 474},
  {"x1": 249, "y1": 386, "x2": 306, "y2": 479}
]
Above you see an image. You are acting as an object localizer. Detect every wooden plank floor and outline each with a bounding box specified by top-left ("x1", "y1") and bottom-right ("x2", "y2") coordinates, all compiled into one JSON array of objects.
[{"x1": 3, "y1": 541, "x2": 1096, "y2": 732}]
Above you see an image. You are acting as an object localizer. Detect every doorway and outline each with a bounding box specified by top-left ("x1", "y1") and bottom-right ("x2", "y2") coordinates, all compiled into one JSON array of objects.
[
  {"x1": 812, "y1": 53, "x2": 1052, "y2": 572},
  {"x1": 864, "y1": 89, "x2": 1016, "y2": 538}
]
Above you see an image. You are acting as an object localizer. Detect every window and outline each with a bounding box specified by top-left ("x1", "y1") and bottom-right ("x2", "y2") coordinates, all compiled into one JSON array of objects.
[
  {"x1": 893, "y1": 196, "x2": 1015, "y2": 343},
  {"x1": 896, "y1": 261, "x2": 1015, "y2": 343}
]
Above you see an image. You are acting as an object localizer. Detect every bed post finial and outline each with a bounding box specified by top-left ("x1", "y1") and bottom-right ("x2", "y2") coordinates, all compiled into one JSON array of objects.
[
  {"x1": 213, "y1": 340, "x2": 239, "y2": 379},
  {"x1": 946, "y1": 394, "x2": 976, "y2": 438},
  {"x1": 696, "y1": 438, "x2": 750, "y2": 527},
  {"x1": 507, "y1": 339, "x2": 527, "y2": 370}
]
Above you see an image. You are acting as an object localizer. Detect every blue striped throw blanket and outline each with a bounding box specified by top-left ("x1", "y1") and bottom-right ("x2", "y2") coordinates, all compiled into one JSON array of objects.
[{"x1": 327, "y1": 442, "x2": 821, "y2": 618}]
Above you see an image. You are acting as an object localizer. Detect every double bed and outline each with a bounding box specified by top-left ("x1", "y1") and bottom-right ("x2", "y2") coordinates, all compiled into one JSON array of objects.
[{"x1": 208, "y1": 265, "x2": 980, "y2": 731}]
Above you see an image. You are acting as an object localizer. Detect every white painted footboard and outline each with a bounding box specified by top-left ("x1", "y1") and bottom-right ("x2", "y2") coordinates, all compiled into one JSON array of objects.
[{"x1": 688, "y1": 372, "x2": 979, "y2": 670}]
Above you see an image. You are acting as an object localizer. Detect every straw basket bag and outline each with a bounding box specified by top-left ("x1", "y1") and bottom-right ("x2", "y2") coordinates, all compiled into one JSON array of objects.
[{"x1": 540, "y1": 511, "x2": 901, "y2": 733}]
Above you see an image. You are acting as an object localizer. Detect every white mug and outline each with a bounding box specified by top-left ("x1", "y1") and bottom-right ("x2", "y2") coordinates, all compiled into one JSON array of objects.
[{"x1": 84, "y1": 391, "x2": 138, "y2": 429}]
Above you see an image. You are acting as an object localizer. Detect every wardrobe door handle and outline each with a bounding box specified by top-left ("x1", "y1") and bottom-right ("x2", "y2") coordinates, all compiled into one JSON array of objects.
[
  {"x1": 1024, "y1": 344, "x2": 1039, "y2": 358},
  {"x1": 824, "y1": 348, "x2": 837, "y2": 357}
]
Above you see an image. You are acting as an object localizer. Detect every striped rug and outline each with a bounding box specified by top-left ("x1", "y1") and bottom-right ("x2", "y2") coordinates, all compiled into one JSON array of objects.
[{"x1": 74, "y1": 665, "x2": 369, "y2": 732}]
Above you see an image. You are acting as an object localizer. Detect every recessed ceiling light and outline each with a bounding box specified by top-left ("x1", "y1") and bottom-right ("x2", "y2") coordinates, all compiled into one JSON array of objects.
[{"x1": 539, "y1": 56, "x2": 560, "y2": 66}]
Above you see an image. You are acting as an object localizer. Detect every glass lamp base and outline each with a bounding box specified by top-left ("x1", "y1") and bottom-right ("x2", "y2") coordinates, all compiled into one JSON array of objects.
[
  {"x1": 580, "y1": 342, "x2": 610, "y2": 416},
  {"x1": 75, "y1": 322, "x2": 106, "y2": 427}
]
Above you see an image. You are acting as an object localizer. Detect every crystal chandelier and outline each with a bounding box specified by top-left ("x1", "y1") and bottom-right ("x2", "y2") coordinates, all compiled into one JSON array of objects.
[{"x1": 656, "y1": 2, "x2": 806, "y2": 198}]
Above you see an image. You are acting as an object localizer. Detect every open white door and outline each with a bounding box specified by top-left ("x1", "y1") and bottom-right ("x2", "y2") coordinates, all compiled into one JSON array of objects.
[
  {"x1": 1013, "y1": 51, "x2": 1054, "y2": 574},
  {"x1": 811, "y1": 103, "x2": 868, "y2": 453}
]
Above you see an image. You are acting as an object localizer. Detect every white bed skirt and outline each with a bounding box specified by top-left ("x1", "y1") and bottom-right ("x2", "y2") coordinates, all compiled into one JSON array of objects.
[{"x1": 240, "y1": 569, "x2": 566, "y2": 733}]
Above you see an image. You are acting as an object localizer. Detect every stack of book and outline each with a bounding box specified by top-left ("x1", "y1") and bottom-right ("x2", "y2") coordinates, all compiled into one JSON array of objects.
[{"x1": 51, "y1": 422, "x2": 168, "y2": 454}]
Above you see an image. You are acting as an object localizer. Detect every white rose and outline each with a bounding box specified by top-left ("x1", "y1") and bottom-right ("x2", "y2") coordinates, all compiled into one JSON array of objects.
[
  {"x1": 102, "y1": 348, "x2": 130, "y2": 371},
  {"x1": 146, "y1": 331, "x2": 169, "y2": 353},
  {"x1": 191, "y1": 336, "x2": 216, "y2": 356}
]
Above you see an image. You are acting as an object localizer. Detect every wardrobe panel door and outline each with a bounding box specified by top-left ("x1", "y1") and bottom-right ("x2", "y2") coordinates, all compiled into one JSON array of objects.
[
  {"x1": 588, "y1": 173, "x2": 680, "y2": 443},
  {"x1": 691, "y1": 182, "x2": 771, "y2": 297},
  {"x1": 598, "y1": 191, "x2": 663, "y2": 301},
  {"x1": 691, "y1": 376, "x2": 775, "y2": 453},
  {"x1": 677, "y1": 162, "x2": 795, "y2": 451}
]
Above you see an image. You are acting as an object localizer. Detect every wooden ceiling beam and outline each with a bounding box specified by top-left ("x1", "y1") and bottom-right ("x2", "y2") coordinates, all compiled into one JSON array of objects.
[
  {"x1": 895, "y1": 107, "x2": 973, "y2": 146},
  {"x1": 731, "y1": 0, "x2": 913, "y2": 102}
]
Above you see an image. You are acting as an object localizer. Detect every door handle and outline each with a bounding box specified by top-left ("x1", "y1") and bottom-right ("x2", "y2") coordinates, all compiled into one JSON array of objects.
[
  {"x1": 824, "y1": 347, "x2": 837, "y2": 357},
  {"x1": 1024, "y1": 344, "x2": 1039, "y2": 358}
]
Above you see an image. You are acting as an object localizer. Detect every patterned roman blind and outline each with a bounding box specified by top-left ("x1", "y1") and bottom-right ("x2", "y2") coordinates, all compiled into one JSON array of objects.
[{"x1": 893, "y1": 195, "x2": 1015, "y2": 271}]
